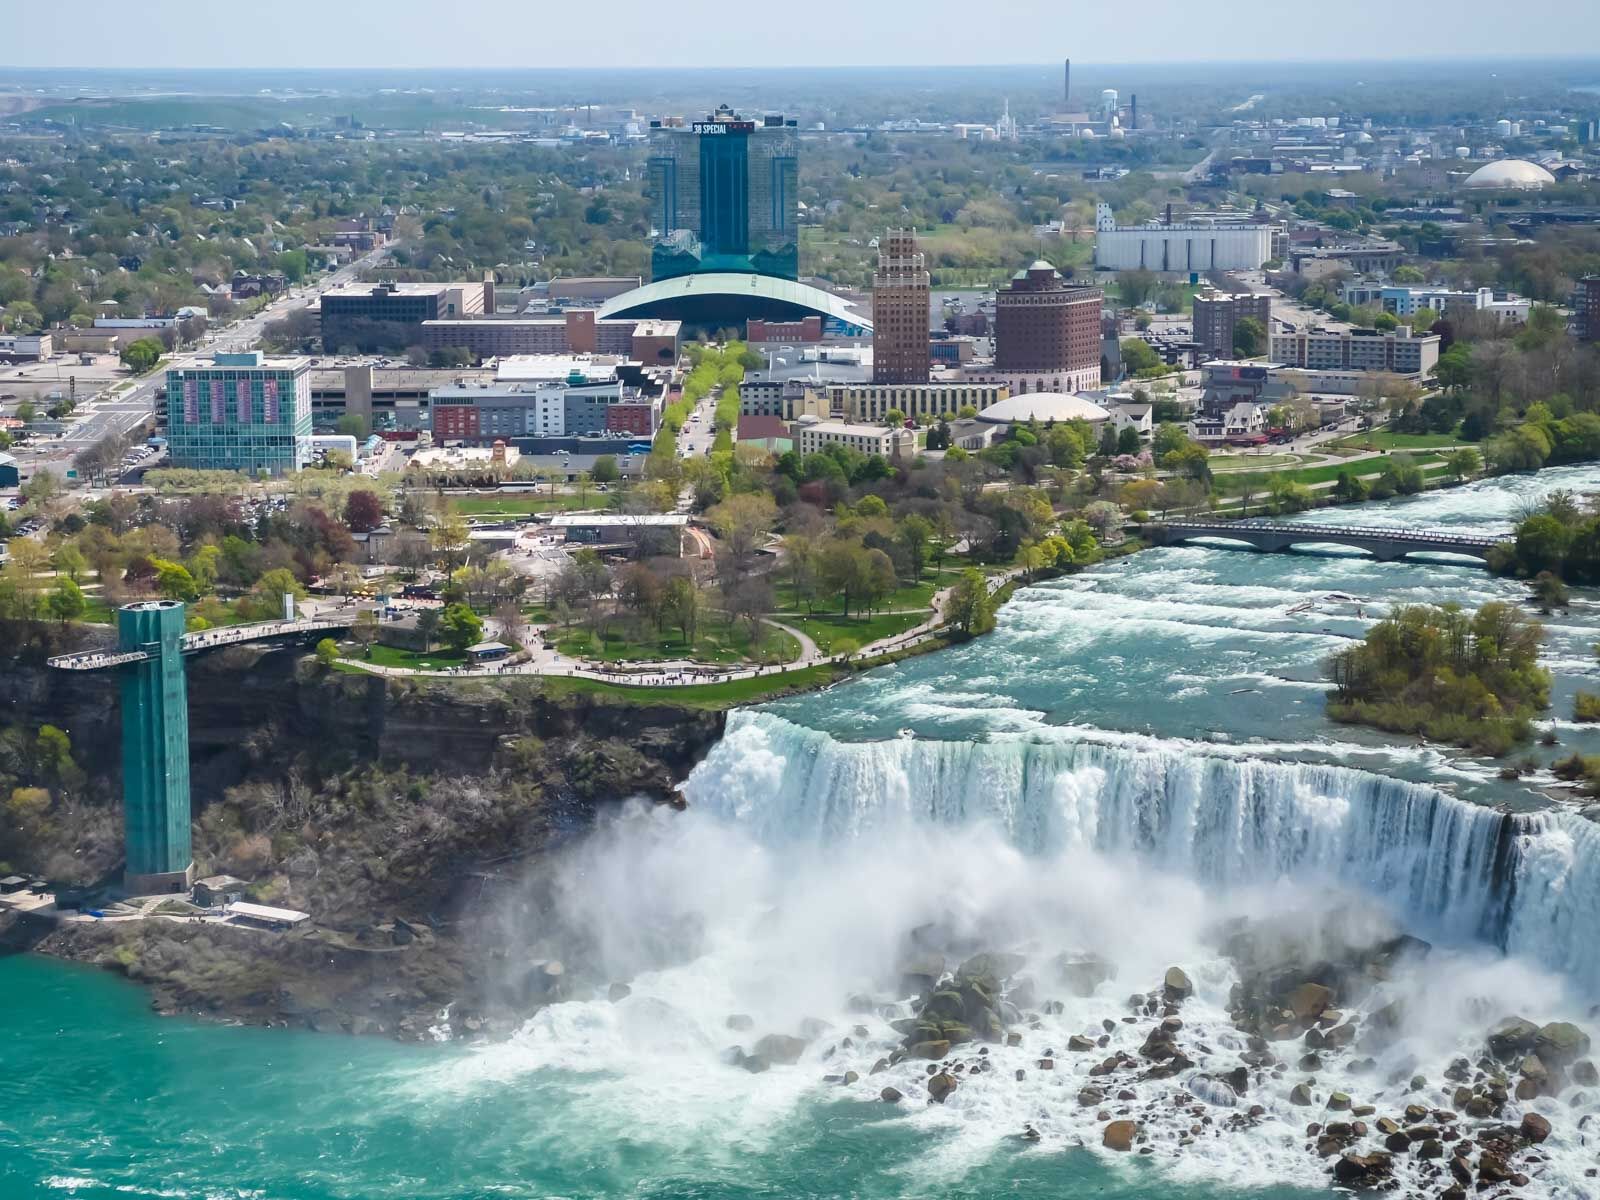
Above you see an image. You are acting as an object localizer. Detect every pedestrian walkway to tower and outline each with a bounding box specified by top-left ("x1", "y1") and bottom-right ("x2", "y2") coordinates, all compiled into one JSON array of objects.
[{"x1": 47, "y1": 615, "x2": 356, "y2": 671}]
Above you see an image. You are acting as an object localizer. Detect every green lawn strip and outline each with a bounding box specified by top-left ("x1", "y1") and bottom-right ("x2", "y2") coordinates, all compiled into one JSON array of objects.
[
  {"x1": 1209, "y1": 453, "x2": 1302, "y2": 472},
  {"x1": 786, "y1": 610, "x2": 926, "y2": 654},
  {"x1": 534, "y1": 663, "x2": 848, "y2": 709},
  {"x1": 1326, "y1": 429, "x2": 1469, "y2": 453},
  {"x1": 448, "y1": 493, "x2": 614, "y2": 517},
  {"x1": 357, "y1": 643, "x2": 469, "y2": 671},
  {"x1": 554, "y1": 621, "x2": 800, "y2": 665},
  {"x1": 1273, "y1": 453, "x2": 1443, "y2": 487}
]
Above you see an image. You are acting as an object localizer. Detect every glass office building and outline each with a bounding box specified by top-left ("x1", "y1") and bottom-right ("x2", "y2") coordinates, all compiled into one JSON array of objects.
[
  {"x1": 166, "y1": 352, "x2": 313, "y2": 475},
  {"x1": 648, "y1": 106, "x2": 799, "y2": 282}
]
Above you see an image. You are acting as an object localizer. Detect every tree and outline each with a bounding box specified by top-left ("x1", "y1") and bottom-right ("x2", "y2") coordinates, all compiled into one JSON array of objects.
[
  {"x1": 591, "y1": 455, "x2": 620, "y2": 485},
  {"x1": 1232, "y1": 316, "x2": 1266, "y2": 358},
  {"x1": 152, "y1": 558, "x2": 199, "y2": 602},
  {"x1": 706, "y1": 492, "x2": 777, "y2": 579},
  {"x1": 439, "y1": 603, "x2": 483, "y2": 653},
  {"x1": 120, "y1": 337, "x2": 165, "y2": 374},
  {"x1": 943, "y1": 568, "x2": 995, "y2": 636},
  {"x1": 1120, "y1": 338, "x2": 1164, "y2": 375},
  {"x1": 1115, "y1": 425, "x2": 1142, "y2": 456},
  {"x1": 343, "y1": 489, "x2": 384, "y2": 533},
  {"x1": 431, "y1": 512, "x2": 471, "y2": 572},
  {"x1": 315, "y1": 637, "x2": 340, "y2": 667},
  {"x1": 1444, "y1": 447, "x2": 1482, "y2": 482},
  {"x1": 663, "y1": 575, "x2": 702, "y2": 643},
  {"x1": 238, "y1": 568, "x2": 306, "y2": 621},
  {"x1": 47, "y1": 577, "x2": 86, "y2": 624},
  {"x1": 1117, "y1": 269, "x2": 1158, "y2": 308},
  {"x1": 336, "y1": 413, "x2": 370, "y2": 439},
  {"x1": 352, "y1": 609, "x2": 380, "y2": 653},
  {"x1": 416, "y1": 607, "x2": 442, "y2": 652}
]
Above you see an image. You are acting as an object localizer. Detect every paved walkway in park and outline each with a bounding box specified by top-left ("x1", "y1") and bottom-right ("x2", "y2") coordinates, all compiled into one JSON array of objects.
[{"x1": 338, "y1": 571, "x2": 1024, "y2": 690}]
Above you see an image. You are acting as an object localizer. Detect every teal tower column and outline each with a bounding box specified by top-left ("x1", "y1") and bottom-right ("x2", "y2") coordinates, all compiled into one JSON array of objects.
[{"x1": 118, "y1": 601, "x2": 194, "y2": 895}]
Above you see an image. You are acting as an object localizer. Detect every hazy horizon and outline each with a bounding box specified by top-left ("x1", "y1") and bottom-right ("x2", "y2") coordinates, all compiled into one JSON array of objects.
[{"x1": 8, "y1": 0, "x2": 1597, "y2": 71}]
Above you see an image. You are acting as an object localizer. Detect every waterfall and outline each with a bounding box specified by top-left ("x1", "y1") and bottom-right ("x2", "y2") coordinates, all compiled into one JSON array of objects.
[{"x1": 684, "y1": 710, "x2": 1600, "y2": 988}]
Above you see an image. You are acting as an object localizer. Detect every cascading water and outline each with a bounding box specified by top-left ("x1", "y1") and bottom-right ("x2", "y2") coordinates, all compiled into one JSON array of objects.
[{"x1": 685, "y1": 711, "x2": 1600, "y2": 989}]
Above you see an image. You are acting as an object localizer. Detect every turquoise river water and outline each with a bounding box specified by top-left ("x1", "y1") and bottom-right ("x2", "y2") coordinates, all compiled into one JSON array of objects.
[{"x1": 6, "y1": 467, "x2": 1600, "y2": 1199}]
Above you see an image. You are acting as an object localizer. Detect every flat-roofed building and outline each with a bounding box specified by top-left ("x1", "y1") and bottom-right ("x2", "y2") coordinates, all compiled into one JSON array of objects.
[
  {"x1": 1268, "y1": 325, "x2": 1440, "y2": 377},
  {"x1": 420, "y1": 311, "x2": 680, "y2": 365},
  {"x1": 1192, "y1": 290, "x2": 1273, "y2": 357},
  {"x1": 797, "y1": 419, "x2": 917, "y2": 459},
  {"x1": 321, "y1": 277, "x2": 494, "y2": 352},
  {"x1": 165, "y1": 352, "x2": 312, "y2": 474}
]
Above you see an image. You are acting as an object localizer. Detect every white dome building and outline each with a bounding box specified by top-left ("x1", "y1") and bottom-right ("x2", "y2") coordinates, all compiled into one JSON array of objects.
[
  {"x1": 1462, "y1": 159, "x2": 1556, "y2": 190},
  {"x1": 975, "y1": 392, "x2": 1110, "y2": 426}
]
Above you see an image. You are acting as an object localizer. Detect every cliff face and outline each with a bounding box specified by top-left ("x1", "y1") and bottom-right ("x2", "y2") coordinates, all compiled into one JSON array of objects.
[
  {"x1": 0, "y1": 646, "x2": 731, "y2": 1039},
  {"x1": 0, "y1": 647, "x2": 727, "y2": 803}
]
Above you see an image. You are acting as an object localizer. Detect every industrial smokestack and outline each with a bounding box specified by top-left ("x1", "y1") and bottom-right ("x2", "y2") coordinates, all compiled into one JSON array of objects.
[
  {"x1": 1064, "y1": 59, "x2": 1071, "y2": 110},
  {"x1": 1131, "y1": 94, "x2": 1137, "y2": 130}
]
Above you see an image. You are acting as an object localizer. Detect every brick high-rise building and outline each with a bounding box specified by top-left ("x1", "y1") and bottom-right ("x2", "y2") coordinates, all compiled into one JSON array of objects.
[
  {"x1": 872, "y1": 229, "x2": 930, "y2": 384},
  {"x1": 1193, "y1": 289, "x2": 1274, "y2": 358},
  {"x1": 1578, "y1": 277, "x2": 1600, "y2": 343},
  {"x1": 992, "y1": 261, "x2": 1103, "y2": 393}
]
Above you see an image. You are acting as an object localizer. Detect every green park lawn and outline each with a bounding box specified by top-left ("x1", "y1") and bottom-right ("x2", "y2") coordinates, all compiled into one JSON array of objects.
[
  {"x1": 785, "y1": 609, "x2": 927, "y2": 655},
  {"x1": 356, "y1": 644, "x2": 469, "y2": 671},
  {"x1": 1327, "y1": 428, "x2": 1470, "y2": 452},
  {"x1": 554, "y1": 620, "x2": 801, "y2": 665}
]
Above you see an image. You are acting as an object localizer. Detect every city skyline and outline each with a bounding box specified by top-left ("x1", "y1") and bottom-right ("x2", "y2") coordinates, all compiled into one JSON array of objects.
[{"x1": 8, "y1": 0, "x2": 1597, "y2": 70}]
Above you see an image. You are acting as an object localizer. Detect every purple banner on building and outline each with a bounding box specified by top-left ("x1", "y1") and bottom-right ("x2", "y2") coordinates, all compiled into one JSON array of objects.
[
  {"x1": 183, "y1": 379, "x2": 199, "y2": 423},
  {"x1": 236, "y1": 380, "x2": 252, "y2": 423},
  {"x1": 263, "y1": 378, "x2": 279, "y2": 423},
  {"x1": 210, "y1": 382, "x2": 225, "y2": 425}
]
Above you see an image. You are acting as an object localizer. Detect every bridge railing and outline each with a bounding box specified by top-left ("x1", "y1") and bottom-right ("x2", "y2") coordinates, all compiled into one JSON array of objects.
[
  {"x1": 1150, "y1": 520, "x2": 1499, "y2": 547},
  {"x1": 48, "y1": 617, "x2": 358, "y2": 672}
]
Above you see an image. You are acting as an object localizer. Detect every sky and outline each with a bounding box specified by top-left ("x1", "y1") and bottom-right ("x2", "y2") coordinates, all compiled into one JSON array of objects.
[{"x1": 7, "y1": 0, "x2": 1597, "y2": 69}]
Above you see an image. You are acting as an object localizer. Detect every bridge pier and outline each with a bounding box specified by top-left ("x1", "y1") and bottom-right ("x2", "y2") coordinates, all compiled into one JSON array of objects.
[{"x1": 118, "y1": 601, "x2": 194, "y2": 895}]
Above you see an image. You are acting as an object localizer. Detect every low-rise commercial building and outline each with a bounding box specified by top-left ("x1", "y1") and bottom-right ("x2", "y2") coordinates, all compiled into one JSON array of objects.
[
  {"x1": 429, "y1": 356, "x2": 660, "y2": 442},
  {"x1": 1340, "y1": 282, "x2": 1530, "y2": 324},
  {"x1": 321, "y1": 277, "x2": 495, "y2": 352},
  {"x1": 165, "y1": 352, "x2": 312, "y2": 474},
  {"x1": 420, "y1": 310, "x2": 680, "y2": 365},
  {"x1": 1268, "y1": 325, "x2": 1440, "y2": 377},
  {"x1": 0, "y1": 333, "x2": 51, "y2": 361},
  {"x1": 797, "y1": 420, "x2": 917, "y2": 459}
]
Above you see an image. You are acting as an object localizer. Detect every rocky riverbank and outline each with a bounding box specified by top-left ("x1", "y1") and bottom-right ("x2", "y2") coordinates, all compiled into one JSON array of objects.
[{"x1": 0, "y1": 644, "x2": 726, "y2": 1038}]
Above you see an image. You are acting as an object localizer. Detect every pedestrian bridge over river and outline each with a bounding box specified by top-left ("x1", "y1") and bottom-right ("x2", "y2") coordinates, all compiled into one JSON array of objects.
[{"x1": 1143, "y1": 520, "x2": 1502, "y2": 564}]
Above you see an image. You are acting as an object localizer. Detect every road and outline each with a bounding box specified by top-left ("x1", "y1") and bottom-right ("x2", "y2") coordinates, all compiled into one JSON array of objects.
[{"x1": 15, "y1": 246, "x2": 391, "y2": 473}]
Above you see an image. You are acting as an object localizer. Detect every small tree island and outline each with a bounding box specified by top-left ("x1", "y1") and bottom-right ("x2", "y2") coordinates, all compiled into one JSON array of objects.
[{"x1": 1325, "y1": 601, "x2": 1549, "y2": 756}]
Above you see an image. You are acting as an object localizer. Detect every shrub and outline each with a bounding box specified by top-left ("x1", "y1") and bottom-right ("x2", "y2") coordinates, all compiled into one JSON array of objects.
[{"x1": 1575, "y1": 692, "x2": 1600, "y2": 723}]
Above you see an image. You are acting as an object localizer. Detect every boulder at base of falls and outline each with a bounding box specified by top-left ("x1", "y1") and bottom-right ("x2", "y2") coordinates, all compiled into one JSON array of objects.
[
  {"x1": 752, "y1": 1034, "x2": 808, "y2": 1065},
  {"x1": 1289, "y1": 1083, "x2": 1314, "y2": 1106},
  {"x1": 608, "y1": 983, "x2": 632, "y2": 1003},
  {"x1": 1488, "y1": 1016, "x2": 1540, "y2": 1060},
  {"x1": 927, "y1": 1072, "x2": 957, "y2": 1103},
  {"x1": 1535, "y1": 1021, "x2": 1592, "y2": 1067},
  {"x1": 880, "y1": 1086, "x2": 903, "y2": 1103},
  {"x1": 727, "y1": 1014, "x2": 754, "y2": 1032},
  {"x1": 908, "y1": 1039, "x2": 950, "y2": 1060},
  {"x1": 741, "y1": 1055, "x2": 770, "y2": 1074},
  {"x1": 1163, "y1": 967, "x2": 1194, "y2": 1003},
  {"x1": 1103, "y1": 1120, "x2": 1139, "y2": 1151},
  {"x1": 1286, "y1": 982, "x2": 1333, "y2": 1022},
  {"x1": 1520, "y1": 1112, "x2": 1552, "y2": 1143},
  {"x1": 1573, "y1": 1059, "x2": 1600, "y2": 1086},
  {"x1": 1332, "y1": 1152, "x2": 1392, "y2": 1185}
]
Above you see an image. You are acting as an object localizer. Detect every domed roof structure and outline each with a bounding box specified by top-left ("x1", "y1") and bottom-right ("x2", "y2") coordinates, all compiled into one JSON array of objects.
[
  {"x1": 975, "y1": 392, "x2": 1110, "y2": 425},
  {"x1": 1462, "y1": 159, "x2": 1555, "y2": 190}
]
